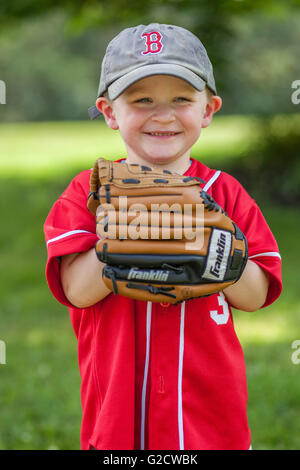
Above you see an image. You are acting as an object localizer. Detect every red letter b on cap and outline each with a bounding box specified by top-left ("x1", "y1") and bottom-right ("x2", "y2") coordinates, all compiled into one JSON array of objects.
[{"x1": 141, "y1": 31, "x2": 163, "y2": 55}]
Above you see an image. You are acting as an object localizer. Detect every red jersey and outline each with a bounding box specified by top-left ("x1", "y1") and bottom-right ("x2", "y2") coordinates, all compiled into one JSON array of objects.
[{"x1": 44, "y1": 158, "x2": 282, "y2": 450}]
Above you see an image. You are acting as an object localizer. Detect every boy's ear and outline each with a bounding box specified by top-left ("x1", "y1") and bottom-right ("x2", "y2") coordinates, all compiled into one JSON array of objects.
[
  {"x1": 202, "y1": 96, "x2": 222, "y2": 128},
  {"x1": 96, "y1": 97, "x2": 119, "y2": 130}
]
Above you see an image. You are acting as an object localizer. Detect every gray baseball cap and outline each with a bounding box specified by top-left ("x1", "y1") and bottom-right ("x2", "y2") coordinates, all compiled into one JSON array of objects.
[{"x1": 88, "y1": 23, "x2": 216, "y2": 119}]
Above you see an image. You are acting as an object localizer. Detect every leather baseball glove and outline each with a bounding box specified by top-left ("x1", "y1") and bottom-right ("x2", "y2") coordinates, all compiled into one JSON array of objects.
[{"x1": 87, "y1": 158, "x2": 248, "y2": 304}]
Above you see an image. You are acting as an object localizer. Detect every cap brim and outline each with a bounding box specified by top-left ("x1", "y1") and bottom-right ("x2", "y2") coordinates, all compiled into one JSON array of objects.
[
  {"x1": 107, "y1": 63, "x2": 207, "y2": 100},
  {"x1": 88, "y1": 63, "x2": 211, "y2": 119}
]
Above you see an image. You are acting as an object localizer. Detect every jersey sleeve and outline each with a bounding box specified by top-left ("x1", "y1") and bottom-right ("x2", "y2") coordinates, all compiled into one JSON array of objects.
[
  {"x1": 43, "y1": 170, "x2": 98, "y2": 307},
  {"x1": 213, "y1": 172, "x2": 282, "y2": 308}
]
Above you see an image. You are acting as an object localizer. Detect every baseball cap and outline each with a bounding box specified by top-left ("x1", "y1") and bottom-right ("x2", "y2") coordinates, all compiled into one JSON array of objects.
[{"x1": 88, "y1": 23, "x2": 217, "y2": 120}]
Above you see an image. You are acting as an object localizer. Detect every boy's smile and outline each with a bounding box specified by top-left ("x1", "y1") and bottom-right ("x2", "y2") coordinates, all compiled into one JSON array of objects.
[{"x1": 97, "y1": 75, "x2": 221, "y2": 173}]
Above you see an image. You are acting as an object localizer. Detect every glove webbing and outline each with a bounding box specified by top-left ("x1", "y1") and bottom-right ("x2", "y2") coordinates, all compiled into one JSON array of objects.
[
  {"x1": 104, "y1": 266, "x2": 177, "y2": 299},
  {"x1": 126, "y1": 283, "x2": 177, "y2": 299},
  {"x1": 104, "y1": 266, "x2": 118, "y2": 294}
]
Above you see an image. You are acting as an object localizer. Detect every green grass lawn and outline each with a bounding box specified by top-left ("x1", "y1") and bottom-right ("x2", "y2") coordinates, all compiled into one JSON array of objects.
[
  {"x1": 0, "y1": 115, "x2": 258, "y2": 177},
  {"x1": 0, "y1": 119, "x2": 299, "y2": 450}
]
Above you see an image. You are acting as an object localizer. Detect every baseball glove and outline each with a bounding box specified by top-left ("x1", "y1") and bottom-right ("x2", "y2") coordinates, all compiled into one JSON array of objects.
[{"x1": 87, "y1": 158, "x2": 248, "y2": 305}]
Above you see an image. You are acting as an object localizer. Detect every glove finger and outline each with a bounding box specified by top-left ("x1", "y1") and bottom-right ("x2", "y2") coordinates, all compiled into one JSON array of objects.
[
  {"x1": 98, "y1": 184, "x2": 202, "y2": 208},
  {"x1": 97, "y1": 223, "x2": 205, "y2": 241},
  {"x1": 96, "y1": 234, "x2": 211, "y2": 257},
  {"x1": 95, "y1": 206, "x2": 234, "y2": 240}
]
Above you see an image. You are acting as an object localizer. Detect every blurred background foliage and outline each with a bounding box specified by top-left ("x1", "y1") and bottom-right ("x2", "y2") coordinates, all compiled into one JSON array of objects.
[
  {"x1": 0, "y1": 0, "x2": 300, "y2": 203},
  {"x1": 1, "y1": 0, "x2": 300, "y2": 120},
  {"x1": 0, "y1": 0, "x2": 300, "y2": 451}
]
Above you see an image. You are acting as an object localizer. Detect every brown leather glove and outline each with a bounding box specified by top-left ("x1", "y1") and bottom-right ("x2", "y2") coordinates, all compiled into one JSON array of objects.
[{"x1": 87, "y1": 158, "x2": 248, "y2": 305}]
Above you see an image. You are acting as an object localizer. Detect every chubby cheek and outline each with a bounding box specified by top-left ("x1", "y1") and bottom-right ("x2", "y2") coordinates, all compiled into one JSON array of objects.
[
  {"x1": 183, "y1": 117, "x2": 203, "y2": 143},
  {"x1": 118, "y1": 120, "x2": 140, "y2": 146},
  {"x1": 117, "y1": 111, "x2": 146, "y2": 142},
  {"x1": 180, "y1": 105, "x2": 204, "y2": 129}
]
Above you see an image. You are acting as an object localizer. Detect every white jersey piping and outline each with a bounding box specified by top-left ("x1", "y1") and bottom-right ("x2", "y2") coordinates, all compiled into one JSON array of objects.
[
  {"x1": 46, "y1": 230, "x2": 93, "y2": 246},
  {"x1": 140, "y1": 301, "x2": 152, "y2": 450},
  {"x1": 203, "y1": 170, "x2": 221, "y2": 191},
  {"x1": 178, "y1": 301, "x2": 186, "y2": 450},
  {"x1": 139, "y1": 301, "x2": 186, "y2": 451},
  {"x1": 249, "y1": 252, "x2": 281, "y2": 260}
]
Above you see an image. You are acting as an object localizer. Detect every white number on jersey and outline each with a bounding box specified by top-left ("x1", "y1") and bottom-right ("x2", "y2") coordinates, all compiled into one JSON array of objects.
[{"x1": 210, "y1": 292, "x2": 230, "y2": 325}]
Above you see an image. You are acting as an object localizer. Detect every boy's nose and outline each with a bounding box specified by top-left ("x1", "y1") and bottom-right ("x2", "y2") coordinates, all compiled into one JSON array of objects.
[{"x1": 151, "y1": 105, "x2": 176, "y2": 123}]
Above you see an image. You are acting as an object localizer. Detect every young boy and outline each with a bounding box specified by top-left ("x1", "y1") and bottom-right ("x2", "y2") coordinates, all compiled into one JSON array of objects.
[{"x1": 44, "y1": 23, "x2": 282, "y2": 450}]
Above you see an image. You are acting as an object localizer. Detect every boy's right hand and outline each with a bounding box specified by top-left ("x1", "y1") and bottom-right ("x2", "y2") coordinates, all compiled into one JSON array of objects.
[{"x1": 60, "y1": 250, "x2": 112, "y2": 308}]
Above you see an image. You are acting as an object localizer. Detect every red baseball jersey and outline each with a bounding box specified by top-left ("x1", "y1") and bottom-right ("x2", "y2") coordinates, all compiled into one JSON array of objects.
[{"x1": 44, "y1": 158, "x2": 282, "y2": 450}]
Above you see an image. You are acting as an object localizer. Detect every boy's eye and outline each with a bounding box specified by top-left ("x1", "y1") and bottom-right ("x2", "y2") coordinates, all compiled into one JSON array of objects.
[
  {"x1": 135, "y1": 98, "x2": 152, "y2": 103},
  {"x1": 175, "y1": 97, "x2": 190, "y2": 102},
  {"x1": 132, "y1": 96, "x2": 192, "y2": 104}
]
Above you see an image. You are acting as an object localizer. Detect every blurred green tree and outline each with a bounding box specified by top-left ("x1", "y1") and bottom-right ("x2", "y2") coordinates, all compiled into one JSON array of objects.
[
  {"x1": 1, "y1": 0, "x2": 300, "y2": 76},
  {"x1": 1, "y1": 1, "x2": 300, "y2": 121},
  {"x1": 0, "y1": 0, "x2": 299, "y2": 204}
]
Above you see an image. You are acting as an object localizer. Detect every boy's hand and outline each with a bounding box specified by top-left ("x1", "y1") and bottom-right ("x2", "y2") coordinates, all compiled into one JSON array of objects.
[{"x1": 87, "y1": 158, "x2": 248, "y2": 305}]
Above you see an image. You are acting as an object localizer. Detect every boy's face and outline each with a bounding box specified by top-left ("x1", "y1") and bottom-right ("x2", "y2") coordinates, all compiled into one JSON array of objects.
[{"x1": 97, "y1": 75, "x2": 221, "y2": 169}]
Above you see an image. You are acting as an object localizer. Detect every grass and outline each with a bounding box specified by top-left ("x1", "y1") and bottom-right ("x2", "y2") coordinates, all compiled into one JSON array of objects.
[
  {"x1": 0, "y1": 119, "x2": 299, "y2": 450},
  {"x1": 0, "y1": 115, "x2": 258, "y2": 177}
]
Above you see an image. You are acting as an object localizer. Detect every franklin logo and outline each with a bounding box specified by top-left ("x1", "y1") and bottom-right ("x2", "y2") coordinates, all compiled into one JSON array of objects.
[
  {"x1": 202, "y1": 229, "x2": 231, "y2": 282},
  {"x1": 209, "y1": 232, "x2": 226, "y2": 278},
  {"x1": 128, "y1": 267, "x2": 169, "y2": 282}
]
